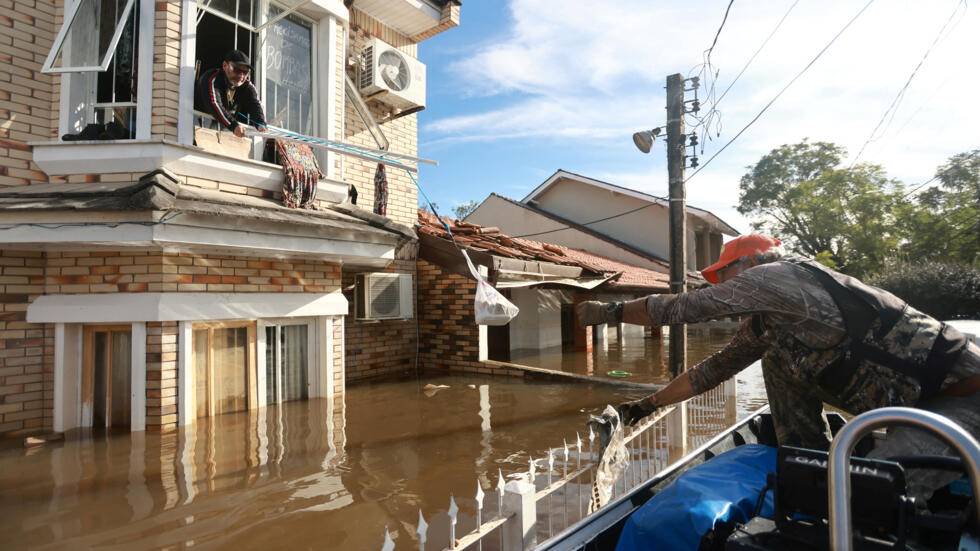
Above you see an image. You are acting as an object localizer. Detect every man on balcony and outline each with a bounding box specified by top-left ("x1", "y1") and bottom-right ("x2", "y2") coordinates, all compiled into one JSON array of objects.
[{"x1": 195, "y1": 49, "x2": 267, "y2": 138}]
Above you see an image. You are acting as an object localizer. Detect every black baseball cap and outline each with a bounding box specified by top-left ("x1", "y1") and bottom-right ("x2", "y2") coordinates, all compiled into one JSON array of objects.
[{"x1": 223, "y1": 49, "x2": 251, "y2": 68}]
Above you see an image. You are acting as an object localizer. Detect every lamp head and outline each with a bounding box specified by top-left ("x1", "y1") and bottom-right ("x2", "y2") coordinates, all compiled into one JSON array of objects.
[{"x1": 632, "y1": 128, "x2": 661, "y2": 154}]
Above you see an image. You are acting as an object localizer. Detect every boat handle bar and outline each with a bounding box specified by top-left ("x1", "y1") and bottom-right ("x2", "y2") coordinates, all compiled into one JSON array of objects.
[{"x1": 828, "y1": 407, "x2": 980, "y2": 551}]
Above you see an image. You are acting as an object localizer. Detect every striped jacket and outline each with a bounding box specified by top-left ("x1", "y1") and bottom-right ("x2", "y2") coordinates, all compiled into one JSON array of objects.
[{"x1": 194, "y1": 68, "x2": 267, "y2": 132}]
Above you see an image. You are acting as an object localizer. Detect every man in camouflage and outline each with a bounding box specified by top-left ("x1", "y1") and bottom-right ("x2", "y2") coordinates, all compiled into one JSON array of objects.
[{"x1": 577, "y1": 234, "x2": 980, "y2": 498}]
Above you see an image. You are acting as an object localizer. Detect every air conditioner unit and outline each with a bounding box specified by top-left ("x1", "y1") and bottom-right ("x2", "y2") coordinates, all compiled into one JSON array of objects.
[
  {"x1": 355, "y1": 273, "x2": 414, "y2": 320},
  {"x1": 359, "y1": 37, "x2": 426, "y2": 111}
]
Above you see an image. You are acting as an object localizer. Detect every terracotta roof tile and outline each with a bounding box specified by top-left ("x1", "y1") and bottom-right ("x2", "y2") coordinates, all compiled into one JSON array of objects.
[{"x1": 418, "y1": 209, "x2": 672, "y2": 291}]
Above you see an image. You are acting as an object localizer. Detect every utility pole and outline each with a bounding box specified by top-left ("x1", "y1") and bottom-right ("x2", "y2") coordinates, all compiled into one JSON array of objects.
[{"x1": 665, "y1": 73, "x2": 687, "y2": 378}]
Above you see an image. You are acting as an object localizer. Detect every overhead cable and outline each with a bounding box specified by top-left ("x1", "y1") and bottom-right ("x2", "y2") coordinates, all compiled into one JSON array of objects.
[
  {"x1": 512, "y1": 1, "x2": 873, "y2": 240},
  {"x1": 849, "y1": 0, "x2": 967, "y2": 167},
  {"x1": 685, "y1": 0, "x2": 875, "y2": 183}
]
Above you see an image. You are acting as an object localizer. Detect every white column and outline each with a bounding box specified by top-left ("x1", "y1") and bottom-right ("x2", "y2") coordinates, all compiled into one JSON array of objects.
[
  {"x1": 502, "y1": 477, "x2": 537, "y2": 549},
  {"x1": 135, "y1": 0, "x2": 155, "y2": 139},
  {"x1": 177, "y1": 0, "x2": 198, "y2": 145},
  {"x1": 54, "y1": 323, "x2": 83, "y2": 433},
  {"x1": 130, "y1": 321, "x2": 147, "y2": 432},
  {"x1": 177, "y1": 321, "x2": 194, "y2": 426}
]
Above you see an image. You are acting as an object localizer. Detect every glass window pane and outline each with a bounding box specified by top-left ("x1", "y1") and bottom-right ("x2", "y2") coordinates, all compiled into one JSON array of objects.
[
  {"x1": 212, "y1": 327, "x2": 248, "y2": 415},
  {"x1": 194, "y1": 329, "x2": 209, "y2": 419},
  {"x1": 47, "y1": 0, "x2": 136, "y2": 71},
  {"x1": 265, "y1": 326, "x2": 277, "y2": 404},
  {"x1": 93, "y1": 332, "x2": 109, "y2": 427},
  {"x1": 263, "y1": 7, "x2": 312, "y2": 133},
  {"x1": 281, "y1": 325, "x2": 308, "y2": 401},
  {"x1": 111, "y1": 331, "x2": 131, "y2": 427}
]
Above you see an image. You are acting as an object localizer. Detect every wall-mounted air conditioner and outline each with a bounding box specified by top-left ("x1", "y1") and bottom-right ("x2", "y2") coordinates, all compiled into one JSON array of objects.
[
  {"x1": 355, "y1": 273, "x2": 414, "y2": 320},
  {"x1": 359, "y1": 37, "x2": 426, "y2": 111}
]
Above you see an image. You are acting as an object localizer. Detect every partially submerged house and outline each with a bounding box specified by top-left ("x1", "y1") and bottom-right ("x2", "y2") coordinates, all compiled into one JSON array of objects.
[
  {"x1": 466, "y1": 170, "x2": 740, "y2": 272},
  {"x1": 0, "y1": 0, "x2": 460, "y2": 437},
  {"x1": 417, "y1": 210, "x2": 681, "y2": 370}
]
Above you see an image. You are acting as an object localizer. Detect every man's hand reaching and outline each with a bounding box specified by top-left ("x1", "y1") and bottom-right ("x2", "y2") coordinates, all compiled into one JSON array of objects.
[
  {"x1": 617, "y1": 396, "x2": 659, "y2": 426},
  {"x1": 575, "y1": 301, "x2": 623, "y2": 326},
  {"x1": 233, "y1": 125, "x2": 247, "y2": 138}
]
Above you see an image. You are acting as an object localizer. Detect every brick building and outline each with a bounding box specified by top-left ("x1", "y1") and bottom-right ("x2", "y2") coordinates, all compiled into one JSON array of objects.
[{"x1": 0, "y1": 0, "x2": 460, "y2": 438}]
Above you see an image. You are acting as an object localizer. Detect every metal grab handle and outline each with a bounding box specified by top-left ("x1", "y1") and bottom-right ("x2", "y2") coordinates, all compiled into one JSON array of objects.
[{"x1": 828, "y1": 407, "x2": 980, "y2": 551}]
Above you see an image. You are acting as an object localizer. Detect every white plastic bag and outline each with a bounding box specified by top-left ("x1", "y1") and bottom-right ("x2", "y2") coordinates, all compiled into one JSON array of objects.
[{"x1": 461, "y1": 249, "x2": 519, "y2": 326}]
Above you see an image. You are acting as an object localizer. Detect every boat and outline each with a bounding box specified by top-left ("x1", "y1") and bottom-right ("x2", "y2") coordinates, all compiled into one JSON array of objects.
[{"x1": 535, "y1": 405, "x2": 980, "y2": 551}]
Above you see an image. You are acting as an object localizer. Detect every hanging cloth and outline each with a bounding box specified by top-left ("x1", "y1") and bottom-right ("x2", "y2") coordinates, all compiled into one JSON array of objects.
[
  {"x1": 276, "y1": 139, "x2": 322, "y2": 209},
  {"x1": 373, "y1": 162, "x2": 389, "y2": 216}
]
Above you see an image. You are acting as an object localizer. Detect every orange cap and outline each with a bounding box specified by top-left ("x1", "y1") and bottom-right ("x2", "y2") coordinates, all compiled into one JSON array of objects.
[{"x1": 700, "y1": 234, "x2": 781, "y2": 284}]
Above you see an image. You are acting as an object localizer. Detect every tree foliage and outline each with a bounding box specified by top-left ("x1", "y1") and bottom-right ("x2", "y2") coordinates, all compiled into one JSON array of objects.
[
  {"x1": 737, "y1": 140, "x2": 905, "y2": 278},
  {"x1": 901, "y1": 148, "x2": 979, "y2": 264},
  {"x1": 868, "y1": 261, "x2": 980, "y2": 320},
  {"x1": 453, "y1": 200, "x2": 480, "y2": 220}
]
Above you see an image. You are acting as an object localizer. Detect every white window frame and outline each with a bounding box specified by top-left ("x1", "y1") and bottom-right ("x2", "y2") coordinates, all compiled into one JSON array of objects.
[
  {"x1": 42, "y1": 0, "x2": 138, "y2": 73},
  {"x1": 258, "y1": 4, "x2": 318, "y2": 137},
  {"x1": 257, "y1": 316, "x2": 317, "y2": 408},
  {"x1": 53, "y1": 321, "x2": 147, "y2": 433},
  {"x1": 52, "y1": 0, "x2": 155, "y2": 140},
  {"x1": 179, "y1": 0, "x2": 339, "y2": 177}
]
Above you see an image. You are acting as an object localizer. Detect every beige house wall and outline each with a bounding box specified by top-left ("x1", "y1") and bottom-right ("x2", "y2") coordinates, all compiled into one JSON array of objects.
[{"x1": 467, "y1": 195, "x2": 672, "y2": 271}]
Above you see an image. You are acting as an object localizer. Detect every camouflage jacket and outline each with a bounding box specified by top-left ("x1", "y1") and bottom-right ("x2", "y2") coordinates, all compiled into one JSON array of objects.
[{"x1": 644, "y1": 258, "x2": 976, "y2": 413}]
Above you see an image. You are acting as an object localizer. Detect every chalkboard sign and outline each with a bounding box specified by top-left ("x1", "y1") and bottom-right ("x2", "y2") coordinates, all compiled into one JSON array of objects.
[{"x1": 263, "y1": 13, "x2": 311, "y2": 93}]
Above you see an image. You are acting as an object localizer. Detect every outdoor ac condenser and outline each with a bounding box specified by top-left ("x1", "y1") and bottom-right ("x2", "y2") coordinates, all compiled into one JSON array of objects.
[
  {"x1": 355, "y1": 273, "x2": 414, "y2": 320},
  {"x1": 359, "y1": 37, "x2": 426, "y2": 111}
]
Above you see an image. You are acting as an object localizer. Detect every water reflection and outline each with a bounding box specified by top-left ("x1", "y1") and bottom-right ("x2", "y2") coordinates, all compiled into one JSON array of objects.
[{"x1": 0, "y1": 328, "x2": 766, "y2": 550}]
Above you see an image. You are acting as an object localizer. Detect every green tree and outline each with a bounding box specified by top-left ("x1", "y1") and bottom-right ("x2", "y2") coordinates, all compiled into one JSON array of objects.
[
  {"x1": 452, "y1": 200, "x2": 479, "y2": 220},
  {"x1": 737, "y1": 140, "x2": 907, "y2": 278},
  {"x1": 901, "y1": 149, "x2": 979, "y2": 264}
]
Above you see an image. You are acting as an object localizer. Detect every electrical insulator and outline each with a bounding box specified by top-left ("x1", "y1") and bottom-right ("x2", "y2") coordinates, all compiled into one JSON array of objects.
[
  {"x1": 689, "y1": 134, "x2": 699, "y2": 147},
  {"x1": 692, "y1": 100, "x2": 700, "y2": 113},
  {"x1": 691, "y1": 76, "x2": 700, "y2": 88},
  {"x1": 690, "y1": 157, "x2": 699, "y2": 168}
]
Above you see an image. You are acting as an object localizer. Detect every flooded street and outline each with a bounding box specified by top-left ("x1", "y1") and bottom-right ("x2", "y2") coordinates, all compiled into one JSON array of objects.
[{"x1": 0, "y1": 327, "x2": 766, "y2": 550}]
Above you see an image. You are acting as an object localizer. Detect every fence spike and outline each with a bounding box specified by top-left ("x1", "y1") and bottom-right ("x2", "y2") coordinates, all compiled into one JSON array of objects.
[
  {"x1": 476, "y1": 480, "x2": 485, "y2": 506},
  {"x1": 476, "y1": 480, "x2": 485, "y2": 551},
  {"x1": 448, "y1": 495, "x2": 458, "y2": 550},
  {"x1": 382, "y1": 526, "x2": 395, "y2": 551},
  {"x1": 417, "y1": 509, "x2": 428, "y2": 549},
  {"x1": 548, "y1": 448, "x2": 555, "y2": 471}
]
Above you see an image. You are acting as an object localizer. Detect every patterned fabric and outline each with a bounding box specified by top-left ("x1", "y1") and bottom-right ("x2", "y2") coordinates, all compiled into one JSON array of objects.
[
  {"x1": 276, "y1": 139, "x2": 322, "y2": 209},
  {"x1": 373, "y1": 163, "x2": 388, "y2": 216}
]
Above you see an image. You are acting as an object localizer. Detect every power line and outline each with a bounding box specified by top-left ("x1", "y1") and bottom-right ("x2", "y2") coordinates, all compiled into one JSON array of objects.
[
  {"x1": 512, "y1": 1, "x2": 873, "y2": 240},
  {"x1": 686, "y1": 0, "x2": 875, "y2": 182},
  {"x1": 849, "y1": 0, "x2": 966, "y2": 167},
  {"x1": 705, "y1": 0, "x2": 735, "y2": 60},
  {"x1": 714, "y1": 0, "x2": 800, "y2": 108},
  {"x1": 901, "y1": 176, "x2": 938, "y2": 199}
]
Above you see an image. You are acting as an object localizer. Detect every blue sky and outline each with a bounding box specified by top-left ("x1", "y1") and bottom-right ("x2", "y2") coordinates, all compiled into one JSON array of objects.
[{"x1": 414, "y1": 0, "x2": 979, "y2": 234}]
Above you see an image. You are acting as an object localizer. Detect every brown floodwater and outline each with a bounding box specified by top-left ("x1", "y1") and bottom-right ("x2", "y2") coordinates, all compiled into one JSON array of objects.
[{"x1": 0, "y1": 326, "x2": 765, "y2": 550}]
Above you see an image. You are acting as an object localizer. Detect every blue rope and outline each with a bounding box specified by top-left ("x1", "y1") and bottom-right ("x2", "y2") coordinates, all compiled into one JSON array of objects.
[{"x1": 241, "y1": 113, "x2": 461, "y2": 248}]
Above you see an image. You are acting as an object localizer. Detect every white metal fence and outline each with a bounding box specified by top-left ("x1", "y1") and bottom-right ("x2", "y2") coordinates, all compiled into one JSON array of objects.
[{"x1": 378, "y1": 377, "x2": 737, "y2": 550}]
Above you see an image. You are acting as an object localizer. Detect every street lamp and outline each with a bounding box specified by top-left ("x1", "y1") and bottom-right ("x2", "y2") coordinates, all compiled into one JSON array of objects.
[{"x1": 632, "y1": 127, "x2": 662, "y2": 154}]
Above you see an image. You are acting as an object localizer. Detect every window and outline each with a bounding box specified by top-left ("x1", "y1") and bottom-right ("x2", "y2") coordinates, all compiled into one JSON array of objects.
[
  {"x1": 265, "y1": 324, "x2": 310, "y2": 404},
  {"x1": 192, "y1": 322, "x2": 256, "y2": 418},
  {"x1": 45, "y1": 0, "x2": 140, "y2": 139},
  {"x1": 83, "y1": 325, "x2": 132, "y2": 429},
  {"x1": 262, "y1": 6, "x2": 313, "y2": 134},
  {"x1": 194, "y1": 0, "x2": 317, "y2": 135}
]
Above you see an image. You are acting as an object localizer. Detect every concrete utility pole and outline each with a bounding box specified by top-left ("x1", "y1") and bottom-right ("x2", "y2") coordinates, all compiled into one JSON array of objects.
[{"x1": 665, "y1": 73, "x2": 687, "y2": 378}]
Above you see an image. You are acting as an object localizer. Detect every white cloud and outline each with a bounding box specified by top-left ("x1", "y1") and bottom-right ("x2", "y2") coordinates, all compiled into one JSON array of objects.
[{"x1": 423, "y1": 0, "x2": 980, "y2": 233}]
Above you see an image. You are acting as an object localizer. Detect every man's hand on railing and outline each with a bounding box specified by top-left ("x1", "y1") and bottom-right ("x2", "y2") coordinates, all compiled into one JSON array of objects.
[
  {"x1": 617, "y1": 396, "x2": 659, "y2": 426},
  {"x1": 233, "y1": 125, "x2": 246, "y2": 138}
]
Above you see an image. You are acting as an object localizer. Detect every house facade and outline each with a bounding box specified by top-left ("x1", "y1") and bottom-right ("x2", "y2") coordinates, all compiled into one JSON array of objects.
[
  {"x1": 467, "y1": 170, "x2": 739, "y2": 272},
  {"x1": 0, "y1": 0, "x2": 460, "y2": 438},
  {"x1": 417, "y1": 210, "x2": 677, "y2": 373}
]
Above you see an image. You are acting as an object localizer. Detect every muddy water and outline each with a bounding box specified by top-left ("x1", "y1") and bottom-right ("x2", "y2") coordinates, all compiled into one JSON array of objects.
[{"x1": 0, "y1": 328, "x2": 765, "y2": 550}]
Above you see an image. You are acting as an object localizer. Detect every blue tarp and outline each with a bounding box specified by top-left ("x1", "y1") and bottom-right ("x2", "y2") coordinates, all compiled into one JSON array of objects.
[{"x1": 615, "y1": 444, "x2": 777, "y2": 551}]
